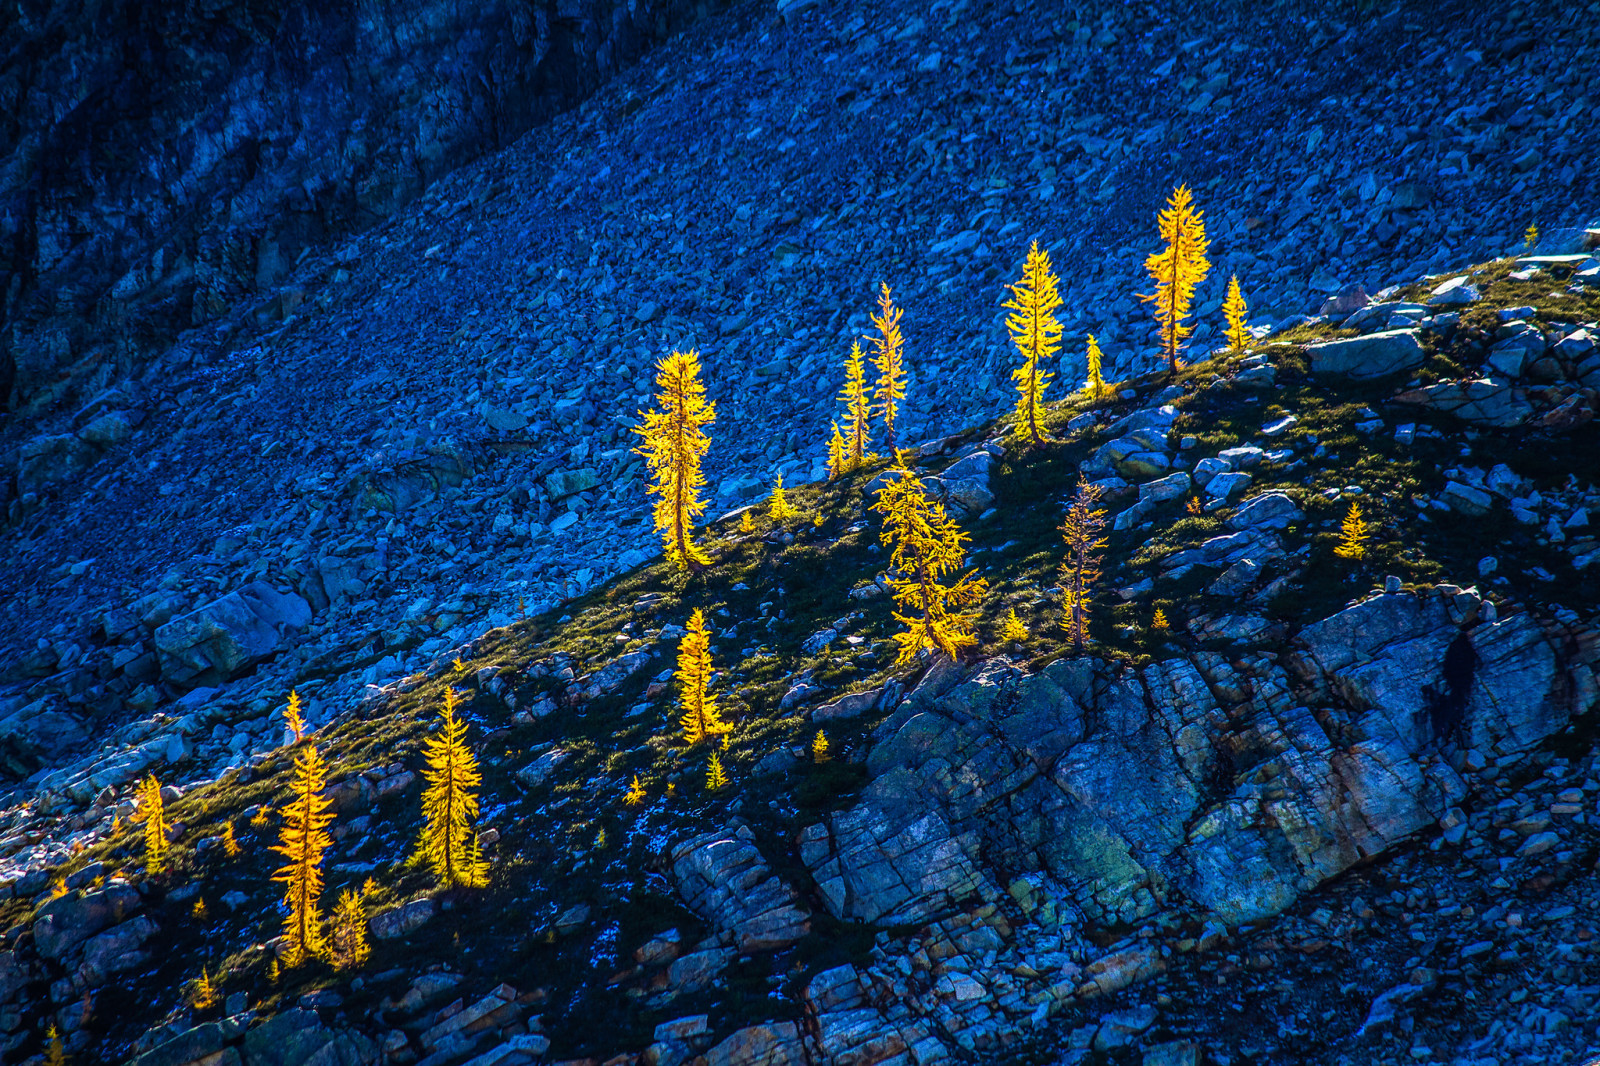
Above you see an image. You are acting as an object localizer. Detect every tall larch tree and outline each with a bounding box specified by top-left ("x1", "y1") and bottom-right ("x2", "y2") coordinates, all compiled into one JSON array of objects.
[
  {"x1": 870, "y1": 466, "x2": 989, "y2": 664},
  {"x1": 1222, "y1": 275, "x2": 1250, "y2": 354},
  {"x1": 272, "y1": 743, "x2": 335, "y2": 966},
  {"x1": 283, "y1": 689, "x2": 307, "y2": 743},
  {"x1": 329, "y1": 888, "x2": 371, "y2": 970},
  {"x1": 1085, "y1": 335, "x2": 1106, "y2": 402},
  {"x1": 1058, "y1": 481, "x2": 1109, "y2": 649},
  {"x1": 677, "y1": 608, "x2": 730, "y2": 743},
  {"x1": 634, "y1": 349, "x2": 716, "y2": 571},
  {"x1": 1335, "y1": 502, "x2": 1373, "y2": 560},
  {"x1": 870, "y1": 285, "x2": 908, "y2": 450},
  {"x1": 838, "y1": 341, "x2": 873, "y2": 471},
  {"x1": 135, "y1": 775, "x2": 167, "y2": 875},
  {"x1": 1140, "y1": 185, "x2": 1211, "y2": 373},
  {"x1": 1005, "y1": 240, "x2": 1065, "y2": 446},
  {"x1": 418, "y1": 688, "x2": 488, "y2": 888}
]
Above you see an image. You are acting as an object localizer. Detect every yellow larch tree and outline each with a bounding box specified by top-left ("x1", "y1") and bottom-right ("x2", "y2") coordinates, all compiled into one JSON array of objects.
[
  {"x1": 1140, "y1": 185, "x2": 1212, "y2": 373},
  {"x1": 1524, "y1": 222, "x2": 1539, "y2": 252},
  {"x1": 134, "y1": 775, "x2": 167, "y2": 875},
  {"x1": 768, "y1": 475, "x2": 798, "y2": 523},
  {"x1": 677, "y1": 609, "x2": 730, "y2": 743},
  {"x1": 1058, "y1": 481, "x2": 1109, "y2": 649},
  {"x1": 870, "y1": 466, "x2": 989, "y2": 664},
  {"x1": 1085, "y1": 334, "x2": 1106, "y2": 403},
  {"x1": 838, "y1": 341, "x2": 874, "y2": 472},
  {"x1": 1005, "y1": 240, "x2": 1065, "y2": 447},
  {"x1": 329, "y1": 888, "x2": 371, "y2": 971},
  {"x1": 1335, "y1": 502, "x2": 1373, "y2": 560},
  {"x1": 826, "y1": 421, "x2": 849, "y2": 480},
  {"x1": 633, "y1": 349, "x2": 717, "y2": 571},
  {"x1": 1223, "y1": 275, "x2": 1250, "y2": 354},
  {"x1": 283, "y1": 689, "x2": 307, "y2": 743},
  {"x1": 870, "y1": 285, "x2": 908, "y2": 450},
  {"x1": 1001, "y1": 608, "x2": 1030, "y2": 644},
  {"x1": 705, "y1": 752, "x2": 729, "y2": 792},
  {"x1": 1152, "y1": 607, "x2": 1170, "y2": 632},
  {"x1": 812, "y1": 731, "x2": 830, "y2": 763},
  {"x1": 417, "y1": 688, "x2": 488, "y2": 889},
  {"x1": 44, "y1": 1024, "x2": 67, "y2": 1066},
  {"x1": 272, "y1": 743, "x2": 335, "y2": 967},
  {"x1": 221, "y1": 821, "x2": 240, "y2": 859},
  {"x1": 624, "y1": 775, "x2": 647, "y2": 806},
  {"x1": 189, "y1": 967, "x2": 218, "y2": 1010},
  {"x1": 738, "y1": 510, "x2": 755, "y2": 535}
]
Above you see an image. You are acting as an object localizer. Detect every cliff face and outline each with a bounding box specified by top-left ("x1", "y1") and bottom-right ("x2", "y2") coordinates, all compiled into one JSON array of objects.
[{"x1": 0, "y1": 0, "x2": 721, "y2": 411}]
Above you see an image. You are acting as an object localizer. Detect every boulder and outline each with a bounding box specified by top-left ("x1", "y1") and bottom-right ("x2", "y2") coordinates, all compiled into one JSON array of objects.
[
  {"x1": 1228, "y1": 492, "x2": 1303, "y2": 530},
  {"x1": 701, "y1": 1022, "x2": 806, "y2": 1066},
  {"x1": 17, "y1": 433, "x2": 97, "y2": 496},
  {"x1": 78, "y1": 410, "x2": 136, "y2": 446},
  {"x1": 1440, "y1": 480, "x2": 1494, "y2": 516},
  {"x1": 1205, "y1": 471, "x2": 1252, "y2": 501},
  {"x1": 1138, "y1": 471, "x2": 1190, "y2": 505},
  {"x1": 80, "y1": 914, "x2": 159, "y2": 984},
  {"x1": 1393, "y1": 378, "x2": 1533, "y2": 427},
  {"x1": 515, "y1": 748, "x2": 568, "y2": 788},
  {"x1": 813, "y1": 687, "x2": 884, "y2": 723},
  {"x1": 242, "y1": 1008, "x2": 378, "y2": 1066},
  {"x1": 1306, "y1": 329, "x2": 1425, "y2": 379},
  {"x1": 154, "y1": 582, "x2": 313, "y2": 687},
  {"x1": 1427, "y1": 276, "x2": 1480, "y2": 305},
  {"x1": 130, "y1": 1021, "x2": 237, "y2": 1066},
  {"x1": 544, "y1": 467, "x2": 599, "y2": 499},
  {"x1": 369, "y1": 897, "x2": 436, "y2": 940},
  {"x1": 33, "y1": 881, "x2": 142, "y2": 959},
  {"x1": 670, "y1": 832, "x2": 810, "y2": 951},
  {"x1": 666, "y1": 947, "x2": 736, "y2": 994}
]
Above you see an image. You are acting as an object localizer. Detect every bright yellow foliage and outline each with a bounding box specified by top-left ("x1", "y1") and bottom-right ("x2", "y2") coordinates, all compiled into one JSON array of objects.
[
  {"x1": 870, "y1": 285, "x2": 908, "y2": 450},
  {"x1": 870, "y1": 467, "x2": 989, "y2": 664},
  {"x1": 633, "y1": 349, "x2": 717, "y2": 570},
  {"x1": 624, "y1": 775, "x2": 647, "y2": 806},
  {"x1": 134, "y1": 775, "x2": 167, "y2": 875},
  {"x1": 1335, "y1": 502, "x2": 1373, "y2": 560},
  {"x1": 1152, "y1": 608, "x2": 1170, "y2": 632},
  {"x1": 44, "y1": 1023, "x2": 67, "y2": 1066},
  {"x1": 1085, "y1": 334, "x2": 1106, "y2": 402},
  {"x1": 221, "y1": 821, "x2": 240, "y2": 859},
  {"x1": 418, "y1": 688, "x2": 487, "y2": 889},
  {"x1": 1140, "y1": 185, "x2": 1212, "y2": 372},
  {"x1": 283, "y1": 689, "x2": 306, "y2": 743},
  {"x1": 1005, "y1": 240, "x2": 1064, "y2": 446},
  {"x1": 838, "y1": 341, "x2": 874, "y2": 472},
  {"x1": 1223, "y1": 274, "x2": 1250, "y2": 354},
  {"x1": 677, "y1": 609, "x2": 730, "y2": 743},
  {"x1": 329, "y1": 888, "x2": 371, "y2": 971},
  {"x1": 189, "y1": 967, "x2": 218, "y2": 1010},
  {"x1": 192, "y1": 898, "x2": 208, "y2": 921},
  {"x1": 1001, "y1": 608, "x2": 1030, "y2": 644},
  {"x1": 1524, "y1": 222, "x2": 1539, "y2": 251},
  {"x1": 812, "y1": 730, "x2": 830, "y2": 764},
  {"x1": 768, "y1": 474, "x2": 798, "y2": 523},
  {"x1": 739, "y1": 510, "x2": 755, "y2": 534},
  {"x1": 826, "y1": 421, "x2": 849, "y2": 480},
  {"x1": 705, "y1": 752, "x2": 729, "y2": 792},
  {"x1": 250, "y1": 805, "x2": 271, "y2": 829},
  {"x1": 1058, "y1": 481, "x2": 1109, "y2": 648},
  {"x1": 271, "y1": 743, "x2": 334, "y2": 967}
]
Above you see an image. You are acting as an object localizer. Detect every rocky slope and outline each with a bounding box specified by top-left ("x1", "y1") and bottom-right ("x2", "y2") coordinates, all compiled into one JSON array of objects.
[{"x1": 1, "y1": 0, "x2": 1600, "y2": 1062}]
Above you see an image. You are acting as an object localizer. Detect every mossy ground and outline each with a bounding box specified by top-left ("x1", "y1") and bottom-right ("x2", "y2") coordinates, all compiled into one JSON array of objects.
[{"x1": 28, "y1": 256, "x2": 1600, "y2": 1061}]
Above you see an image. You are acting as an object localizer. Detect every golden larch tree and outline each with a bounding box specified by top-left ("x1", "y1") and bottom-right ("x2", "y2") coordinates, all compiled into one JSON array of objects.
[
  {"x1": 633, "y1": 349, "x2": 717, "y2": 571},
  {"x1": 768, "y1": 475, "x2": 798, "y2": 523},
  {"x1": 826, "y1": 421, "x2": 849, "y2": 480},
  {"x1": 677, "y1": 609, "x2": 730, "y2": 743},
  {"x1": 1140, "y1": 185, "x2": 1212, "y2": 372},
  {"x1": 283, "y1": 689, "x2": 307, "y2": 743},
  {"x1": 870, "y1": 466, "x2": 989, "y2": 664},
  {"x1": 870, "y1": 285, "x2": 908, "y2": 450},
  {"x1": 624, "y1": 775, "x2": 647, "y2": 806},
  {"x1": 839, "y1": 341, "x2": 874, "y2": 471},
  {"x1": 190, "y1": 967, "x2": 218, "y2": 1010},
  {"x1": 221, "y1": 821, "x2": 240, "y2": 859},
  {"x1": 1005, "y1": 240, "x2": 1065, "y2": 446},
  {"x1": 1335, "y1": 502, "x2": 1373, "y2": 560},
  {"x1": 134, "y1": 775, "x2": 167, "y2": 875},
  {"x1": 418, "y1": 688, "x2": 487, "y2": 889},
  {"x1": 45, "y1": 1024, "x2": 67, "y2": 1066},
  {"x1": 1085, "y1": 334, "x2": 1106, "y2": 403},
  {"x1": 272, "y1": 743, "x2": 335, "y2": 967},
  {"x1": 1001, "y1": 608, "x2": 1030, "y2": 644},
  {"x1": 1152, "y1": 607, "x2": 1170, "y2": 632},
  {"x1": 812, "y1": 730, "x2": 830, "y2": 763},
  {"x1": 705, "y1": 752, "x2": 729, "y2": 792},
  {"x1": 1222, "y1": 275, "x2": 1250, "y2": 354},
  {"x1": 1058, "y1": 481, "x2": 1109, "y2": 649},
  {"x1": 329, "y1": 888, "x2": 371, "y2": 971},
  {"x1": 1524, "y1": 222, "x2": 1539, "y2": 252}
]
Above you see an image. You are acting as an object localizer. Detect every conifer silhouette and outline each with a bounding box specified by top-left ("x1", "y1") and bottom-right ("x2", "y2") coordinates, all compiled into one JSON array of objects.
[
  {"x1": 839, "y1": 341, "x2": 874, "y2": 470},
  {"x1": 1005, "y1": 240, "x2": 1064, "y2": 446},
  {"x1": 418, "y1": 688, "x2": 487, "y2": 889},
  {"x1": 826, "y1": 421, "x2": 849, "y2": 480},
  {"x1": 1222, "y1": 275, "x2": 1250, "y2": 354},
  {"x1": 1335, "y1": 502, "x2": 1373, "y2": 560},
  {"x1": 633, "y1": 349, "x2": 716, "y2": 570},
  {"x1": 1085, "y1": 334, "x2": 1106, "y2": 403},
  {"x1": 1140, "y1": 185, "x2": 1211, "y2": 372},
  {"x1": 870, "y1": 465, "x2": 988, "y2": 664},
  {"x1": 329, "y1": 888, "x2": 371, "y2": 971},
  {"x1": 1058, "y1": 481, "x2": 1109, "y2": 648},
  {"x1": 870, "y1": 286, "x2": 908, "y2": 450},
  {"x1": 271, "y1": 743, "x2": 335, "y2": 966},
  {"x1": 283, "y1": 689, "x2": 307, "y2": 743},
  {"x1": 134, "y1": 775, "x2": 167, "y2": 876},
  {"x1": 677, "y1": 609, "x2": 730, "y2": 743}
]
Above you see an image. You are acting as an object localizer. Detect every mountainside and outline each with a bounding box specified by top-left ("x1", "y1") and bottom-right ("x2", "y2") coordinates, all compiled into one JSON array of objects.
[{"x1": 2, "y1": 0, "x2": 1600, "y2": 1063}]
